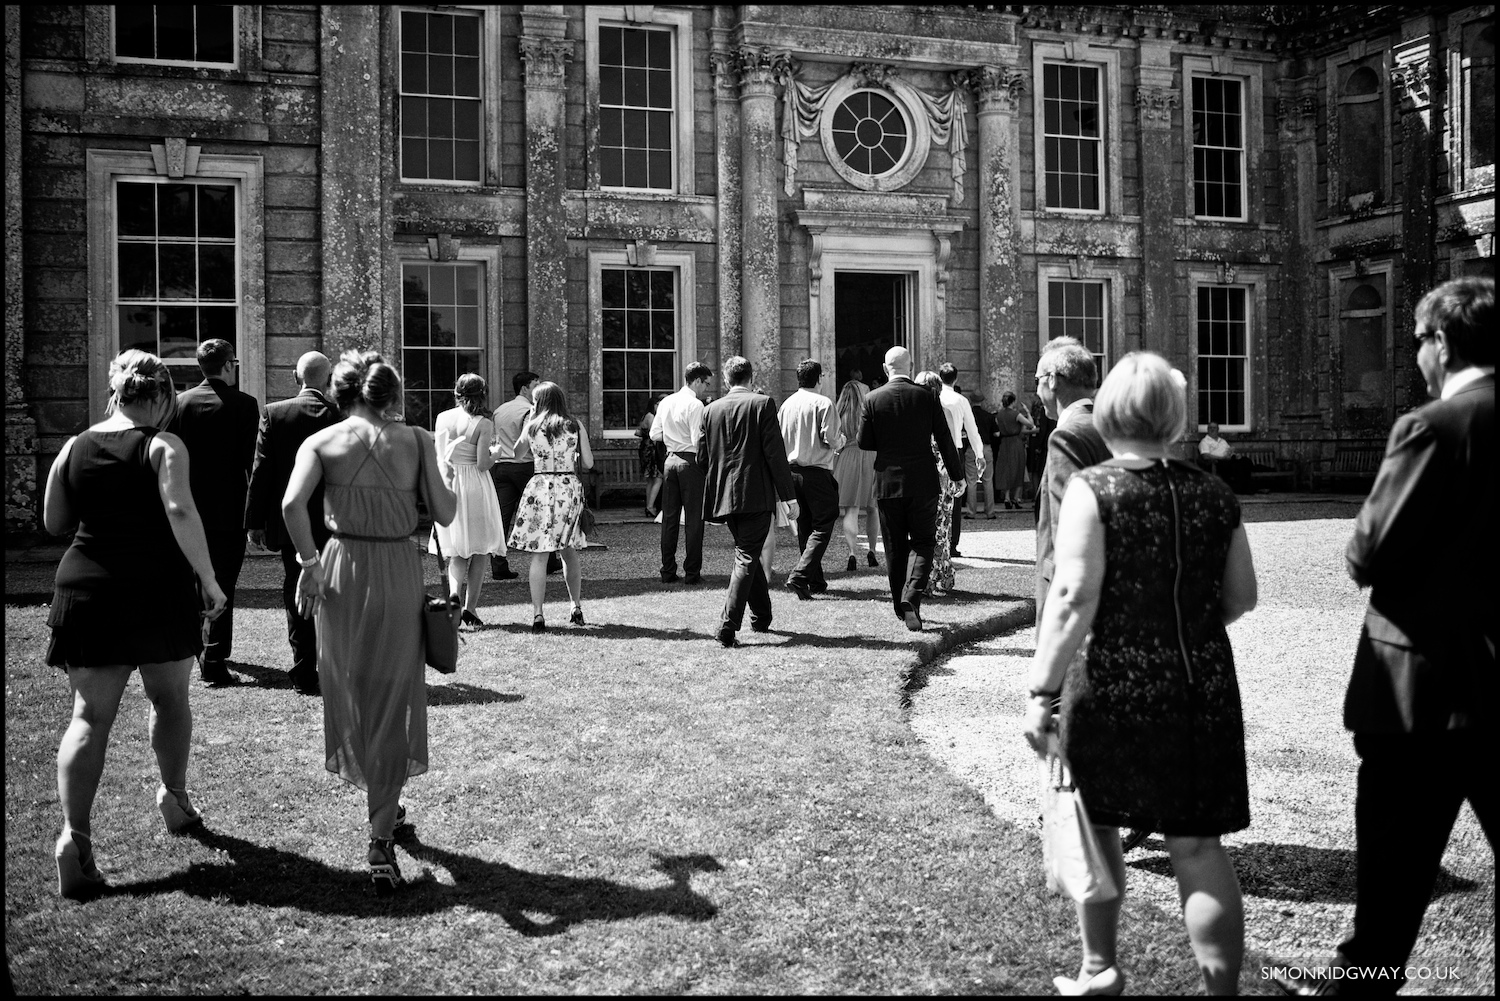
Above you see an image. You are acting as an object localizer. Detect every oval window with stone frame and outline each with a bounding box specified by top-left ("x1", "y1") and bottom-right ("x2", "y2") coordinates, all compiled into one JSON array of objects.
[{"x1": 830, "y1": 90, "x2": 910, "y2": 178}]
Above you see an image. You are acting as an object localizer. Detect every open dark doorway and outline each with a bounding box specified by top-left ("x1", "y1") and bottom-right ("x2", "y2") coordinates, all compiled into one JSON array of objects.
[{"x1": 833, "y1": 271, "x2": 909, "y2": 392}]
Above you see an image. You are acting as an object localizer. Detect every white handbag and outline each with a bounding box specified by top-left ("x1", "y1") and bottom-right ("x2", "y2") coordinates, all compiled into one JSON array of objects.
[{"x1": 1041, "y1": 740, "x2": 1120, "y2": 903}]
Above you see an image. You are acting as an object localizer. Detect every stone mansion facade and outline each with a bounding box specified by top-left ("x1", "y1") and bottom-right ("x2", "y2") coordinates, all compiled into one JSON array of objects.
[{"x1": 4, "y1": 4, "x2": 1495, "y2": 533}]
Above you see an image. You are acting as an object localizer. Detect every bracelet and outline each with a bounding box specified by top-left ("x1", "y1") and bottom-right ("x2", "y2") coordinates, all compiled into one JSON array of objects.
[
  {"x1": 1028, "y1": 688, "x2": 1060, "y2": 701},
  {"x1": 297, "y1": 554, "x2": 319, "y2": 568}
]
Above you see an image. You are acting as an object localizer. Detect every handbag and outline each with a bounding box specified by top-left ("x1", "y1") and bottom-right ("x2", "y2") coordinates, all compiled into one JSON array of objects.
[
  {"x1": 423, "y1": 525, "x2": 463, "y2": 674},
  {"x1": 1041, "y1": 740, "x2": 1120, "y2": 903}
]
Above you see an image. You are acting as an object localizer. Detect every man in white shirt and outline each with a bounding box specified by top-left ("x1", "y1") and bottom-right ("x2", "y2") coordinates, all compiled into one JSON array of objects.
[
  {"x1": 1197, "y1": 422, "x2": 1252, "y2": 492},
  {"x1": 937, "y1": 364, "x2": 986, "y2": 557},
  {"x1": 779, "y1": 359, "x2": 846, "y2": 598},
  {"x1": 651, "y1": 361, "x2": 713, "y2": 583}
]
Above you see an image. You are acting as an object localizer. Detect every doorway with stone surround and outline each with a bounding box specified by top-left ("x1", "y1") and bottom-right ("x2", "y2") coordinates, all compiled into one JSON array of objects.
[{"x1": 833, "y1": 271, "x2": 911, "y2": 392}]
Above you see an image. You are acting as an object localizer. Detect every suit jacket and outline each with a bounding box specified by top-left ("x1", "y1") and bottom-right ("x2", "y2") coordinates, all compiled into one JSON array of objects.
[
  {"x1": 1344, "y1": 373, "x2": 1495, "y2": 734},
  {"x1": 1035, "y1": 398, "x2": 1110, "y2": 609},
  {"x1": 695, "y1": 387, "x2": 795, "y2": 522},
  {"x1": 172, "y1": 378, "x2": 261, "y2": 534},
  {"x1": 856, "y1": 376, "x2": 963, "y2": 501},
  {"x1": 244, "y1": 388, "x2": 340, "y2": 552}
]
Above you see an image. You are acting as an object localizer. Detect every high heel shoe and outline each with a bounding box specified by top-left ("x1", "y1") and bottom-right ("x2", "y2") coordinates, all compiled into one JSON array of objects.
[
  {"x1": 532, "y1": 614, "x2": 546, "y2": 633},
  {"x1": 368, "y1": 837, "x2": 403, "y2": 896},
  {"x1": 56, "y1": 828, "x2": 107, "y2": 899},
  {"x1": 1053, "y1": 965, "x2": 1124, "y2": 996},
  {"x1": 846, "y1": 555, "x2": 858, "y2": 572},
  {"x1": 569, "y1": 605, "x2": 585, "y2": 626},
  {"x1": 460, "y1": 609, "x2": 484, "y2": 629},
  {"x1": 157, "y1": 784, "x2": 203, "y2": 834}
]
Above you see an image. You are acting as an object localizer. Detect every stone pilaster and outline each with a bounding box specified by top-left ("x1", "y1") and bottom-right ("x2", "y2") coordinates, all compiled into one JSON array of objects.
[
  {"x1": 5, "y1": 4, "x2": 38, "y2": 534},
  {"x1": 736, "y1": 45, "x2": 789, "y2": 395},
  {"x1": 320, "y1": 5, "x2": 392, "y2": 360},
  {"x1": 710, "y1": 28, "x2": 742, "y2": 369},
  {"x1": 967, "y1": 64, "x2": 1025, "y2": 406},
  {"x1": 1135, "y1": 45, "x2": 1181, "y2": 358},
  {"x1": 1276, "y1": 83, "x2": 1320, "y2": 418},
  {"x1": 519, "y1": 14, "x2": 573, "y2": 389},
  {"x1": 1393, "y1": 32, "x2": 1441, "y2": 408}
]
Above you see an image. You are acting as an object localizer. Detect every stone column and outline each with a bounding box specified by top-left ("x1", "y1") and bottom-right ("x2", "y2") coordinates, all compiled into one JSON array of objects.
[
  {"x1": 5, "y1": 4, "x2": 38, "y2": 533},
  {"x1": 320, "y1": 5, "x2": 391, "y2": 359},
  {"x1": 519, "y1": 12, "x2": 573, "y2": 388},
  {"x1": 709, "y1": 31, "x2": 742, "y2": 369},
  {"x1": 1392, "y1": 36, "x2": 1440, "y2": 408},
  {"x1": 968, "y1": 65, "x2": 1025, "y2": 406},
  {"x1": 1135, "y1": 41, "x2": 1180, "y2": 358},
  {"x1": 736, "y1": 46, "x2": 788, "y2": 395},
  {"x1": 1275, "y1": 84, "x2": 1320, "y2": 418}
]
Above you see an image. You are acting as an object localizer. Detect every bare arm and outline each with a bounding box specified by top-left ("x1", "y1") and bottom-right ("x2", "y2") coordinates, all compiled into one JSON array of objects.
[
  {"x1": 416, "y1": 426, "x2": 459, "y2": 528},
  {"x1": 42, "y1": 438, "x2": 78, "y2": 537},
  {"x1": 822, "y1": 396, "x2": 846, "y2": 453},
  {"x1": 474, "y1": 418, "x2": 497, "y2": 474},
  {"x1": 152, "y1": 432, "x2": 229, "y2": 618},
  {"x1": 1016, "y1": 406, "x2": 1035, "y2": 431},
  {"x1": 577, "y1": 424, "x2": 595, "y2": 472},
  {"x1": 1220, "y1": 524, "x2": 1258, "y2": 624},
  {"x1": 244, "y1": 407, "x2": 273, "y2": 546},
  {"x1": 1023, "y1": 478, "x2": 1104, "y2": 757},
  {"x1": 281, "y1": 435, "x2": 326, "y2": 565}
]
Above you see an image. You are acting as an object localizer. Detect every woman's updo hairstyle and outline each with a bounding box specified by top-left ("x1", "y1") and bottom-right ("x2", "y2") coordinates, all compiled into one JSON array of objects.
[
  {"x1": 106, "y1": 349, "x2": 177, "y2": 427},
  {"x1": 332, "y1": 349, "x2": 403, "y2": 415},
  {"x1": 453, "y1": 373, "x2": 488, "y2": 417},
  {"x1": 1001, "y1": 390, "x2": 1017, "y2": 408}
]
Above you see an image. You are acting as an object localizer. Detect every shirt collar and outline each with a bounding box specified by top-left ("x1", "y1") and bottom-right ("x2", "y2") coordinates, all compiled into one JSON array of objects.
[
  {"x1": 1442, "y1": 365, "x2": 1494, "y2": 400},
  {"x1": 1058, "y1": 397, "x2": 1094, "y2": 422},
  {"x1": 727, "y1": 385, "x2": 752, "y2": 395}
]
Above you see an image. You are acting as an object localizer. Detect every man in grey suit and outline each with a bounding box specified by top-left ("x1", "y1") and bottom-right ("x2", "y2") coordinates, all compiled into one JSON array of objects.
[
  {"x1": 696, "y1": 356, "x2": 797, "y2": 647},
  {"x1": 1277, "y1": 276, "x2": 1495, "y2": 997},
  {"x1": 1033, "y1": 337, "x2": 1110, "y2": 620}
]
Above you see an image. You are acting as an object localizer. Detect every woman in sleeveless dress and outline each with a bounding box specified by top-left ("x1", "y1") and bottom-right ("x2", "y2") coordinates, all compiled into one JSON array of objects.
[
  {"x1": 915, "y1": 371, "x2": 956, "y2": 595},
  {"x1": 1024, "y1": 352, "x2": 1258, "y2": 996},
  {"x1": 282, "y1": 351, "x2": 456, "y2": 894},
  {"x1": 992, "y1": 390, "x2": 1035, "y2": 509},
  {"x1": 506, "y1": 382, "x2": 594, "y2": 632},
  {"x1": 429, "y1": 374, "x2": 506, "y2": 628},
  {"x1": 833, "y1": 376, "x2": 880, "y2": 572},
  {"x1": 43, "y1": 349, "x2": 228, "y2": 898}
]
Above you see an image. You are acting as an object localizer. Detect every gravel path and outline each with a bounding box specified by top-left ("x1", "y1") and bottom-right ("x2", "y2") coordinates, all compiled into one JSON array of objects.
[{"x1": 908, "y1": 511, "x2": 1495, "y2": 995}]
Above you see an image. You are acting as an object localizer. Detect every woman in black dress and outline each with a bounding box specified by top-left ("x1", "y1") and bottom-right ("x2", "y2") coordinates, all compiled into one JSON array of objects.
[
  {"x1": 43, "y1": 350, "x2": 228, "y2": 898},
  {"x1": 1023, "y1": 352, "x2": 1258, "y2": 996}
]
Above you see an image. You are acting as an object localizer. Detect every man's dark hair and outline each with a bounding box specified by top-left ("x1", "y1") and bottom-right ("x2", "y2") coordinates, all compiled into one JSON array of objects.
[
  {"x1": 512, "y1": 370, "x2": 540, "y2": 396},
  {"x1": 938, "y1": 362, "x2": 959, "y2": 386},
  {"x1": 1042, "y1": 337, "x2": 1099, "y2": 392},
  {"x1": 1417, "y1": 275, "x2": 1495, "y2": 367},
  {"x1": 684, "y1": 361, "x2": 712, "y2": 385},
  {"x1": 724, "y1": 356, "x2": 753, "y2": 386},
  {"x1": 796, "y1": 359, "x2": 822, "y2": 388},
  {"x1": 197, "y1": 338, "x2": 234, "y2": 377}
]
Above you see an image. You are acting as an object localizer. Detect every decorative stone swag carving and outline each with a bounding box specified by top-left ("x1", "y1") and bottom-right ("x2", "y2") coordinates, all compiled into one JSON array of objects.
[
  {"x1": 778, "y1": 60, "x2": 970, "y2": 205},
  {"x1": 1135, "y1": 86, "x2": 1180, "y2": 128}
]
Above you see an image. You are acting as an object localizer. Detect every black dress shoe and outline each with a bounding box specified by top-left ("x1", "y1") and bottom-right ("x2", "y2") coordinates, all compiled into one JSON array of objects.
[
  {"x1": 810, "y1": 581, "x2": 829, "y2": 595},
  {"x1": 785, "y1": 580, "x2": 812, "y2": 601},
  {"x1": 661, "y1": 573, "x2": 681, "y2": 583},
  {"x1": 949, "y1": 548, "x2": 962, "y2": 558},
  {"x1": 546, "y1": 556, "x2": 563, "y2": 574},
  {"x1": 201, "y1": 661, "x2": 234, "y2": 686},
  {"x1": 1273, "y1": 973, "x2": 1339, "y2": 996},
  {"x1": 750, "y1": 621, "x2": 772, "y2": 633},
  {"x1": 716, "y1": 626, "x2": 739, "y2": 648},
  {"x1": 899, "y1": 602, "x2": 923, "y2": 632},
  {"x1": 683, "y1": 574, "x2": 703, "y2": 585},
  {"x1": 290, "y1": 673, "x2": 321, "y2": 696},
  {"x1": 491, "y1": 558, "x2": 519, "y2": 580}
]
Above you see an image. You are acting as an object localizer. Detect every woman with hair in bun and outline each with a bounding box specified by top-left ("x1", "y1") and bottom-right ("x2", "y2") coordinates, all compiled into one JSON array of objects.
[
  {"x1": 506, "y1": 381, "x2": 593, "y2": 631},
  {"x1": 43, "y1": 349, "x2": 229, "y2": 899},
  {"x1": 429, "y1": 373, "x2": 505, "y2": 628},
  {"x1": 281, "y1": 350, "x2": 457, "y2": 894}
]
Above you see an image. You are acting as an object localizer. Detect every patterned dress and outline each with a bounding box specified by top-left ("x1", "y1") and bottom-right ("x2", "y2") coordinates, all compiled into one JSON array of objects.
[
  {"x1": 925, "y1": 436, "x2": 955, "y2": 595},
  {"x1": 1059, "y1": 458, "x2": 1250, "y2": 836},
  {"x1": 507, "y1": 422, "x2": 586, "y2": 553}
]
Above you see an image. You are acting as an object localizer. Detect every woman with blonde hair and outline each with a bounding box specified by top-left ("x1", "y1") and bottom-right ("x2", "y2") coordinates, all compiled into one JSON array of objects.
[
  {"x1": 429, "y1": 373, "x2": 505, "y2": 628},
  {"x1": 43, "y1": 349, "x2": 228, "y2": 898},
  {"x1": 832, "y1": 374, "x2": 880, "y2": 571},
  {"x1": 283, "y1": 350, "x2": 457, "y2": 894},
  {"x1": 1024, "y1": 351, "x2": 1257, "y2": 996},
  {"x1": 507, "y1": 382, "x2": 594, "y2": 631}
]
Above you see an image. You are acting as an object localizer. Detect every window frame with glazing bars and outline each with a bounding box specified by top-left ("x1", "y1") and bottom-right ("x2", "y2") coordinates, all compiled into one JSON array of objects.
[
  {"x1": 1040, "y1": 62, "x2": 1105, "y2": 213},
  {"x1": 112, "y1": 5, "x2": 238, "y2": 69},
  {"x1": 1194, "y1": 285, "x2": 1251, "y2": 432},
  {"x1": 1190, "y1": 75, "x2": 1247, "y2": 222},
  {"x1": 397, "y1": 5, "x2": 495, "y2": 187}
]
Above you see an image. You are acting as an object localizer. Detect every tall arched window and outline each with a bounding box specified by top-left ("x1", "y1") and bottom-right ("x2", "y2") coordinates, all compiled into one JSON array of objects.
[
  {"x1": 1340, "y1": 276, "x2": 1387, "y2": 410},
  {"x1": 1338, "y1": 64, "x2": 1385, "y2": 209}
]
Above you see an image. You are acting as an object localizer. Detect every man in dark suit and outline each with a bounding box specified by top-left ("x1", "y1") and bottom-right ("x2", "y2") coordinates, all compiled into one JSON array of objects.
[
  {"x1": 172, "y1": 338, "x2": 261, "y2": 685},
  {"x1": 1277, "y1": 276, "x2": 1495, "y2": 998},
  {"x1": 244, "y1": 351, "x2": 338, "y2": 695},
  {"x1": 857, "y1": 346, "x2": 964, "y2": 632},
  {"x1": 1033, "y1": 337, "x2": 1110, "y2": 620},
  {"x1": 696, "y1": 356, "x2": 797, "y2": 647}
]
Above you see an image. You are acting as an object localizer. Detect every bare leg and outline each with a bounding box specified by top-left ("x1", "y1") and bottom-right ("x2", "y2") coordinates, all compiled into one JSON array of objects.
[
  {"x1": 446, "y1": 554, "x2": 468, "y2": 606},
  {"x1": 56, "y1": 666, "x2": 132, "y2": 838},
  {"x1": 645, "y1": 476, "x2": 662, "y2": 513},
  {"x1": 840, "y1": 507, "x2": 861, "y2": 556},
  {"x1": 138, "y1": 658, "x2": 196, "y2": 793},
  {"x1": 560, "y1": 546, "x2": 582, "y2": 607},
  {"x1": 760, "y1": 524, "x2": 776, "y2": 581},
  {"x1": 463, "y1": 556, "x2": 486, "y2": 615},
  {"x1": 1165, "y1": 834, "x2": 1244, "y2": 995},
  {"x1": 1073, "y1": 823, "x2": 1128, "y2": 979},
  {"x1": 528, "y1": 552, "x2": 548, "y2": 617},
  {"x1": 864, "y1": 506, "x2": 880, "y2": 556}
]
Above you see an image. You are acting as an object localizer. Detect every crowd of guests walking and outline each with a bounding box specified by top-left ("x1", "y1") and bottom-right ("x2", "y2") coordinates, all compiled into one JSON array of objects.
[{"x1": 40, "y1": 277, "x2": 1492, "y2": 999}]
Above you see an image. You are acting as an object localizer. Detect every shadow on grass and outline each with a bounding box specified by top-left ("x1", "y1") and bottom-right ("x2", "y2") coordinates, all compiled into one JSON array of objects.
[
  {"x1": 1127, "y1": 840, "x2": 1480, "y2": 904},
  {"x1": 109, "y1": 827, "x2": 720, "y2": 933},
  {"x1": 221, "y1": 661, "x2": 521, "y2": 707}
]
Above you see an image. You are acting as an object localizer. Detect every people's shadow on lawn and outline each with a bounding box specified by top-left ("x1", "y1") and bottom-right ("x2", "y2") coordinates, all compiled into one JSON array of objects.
[
  {"x1": 1127, "y1": 841, "x2": 1479, "y2": 904},
  {"x1": 223, "y1": 662, "x2": 519, "y2": 706},
  {"x1": 112, "y1": 827, "x2": 720, "y2": 931}
]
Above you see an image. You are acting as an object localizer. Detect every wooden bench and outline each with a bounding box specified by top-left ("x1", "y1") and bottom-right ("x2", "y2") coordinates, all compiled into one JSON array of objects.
[
  {"x1": 1313, "y1": 445, "x2": 1384, "y2": 492},
  {"x1": 1241, "y1": 447, "x2": 1298, "y2": 491},
  {"x1": 582, "y1": 450, "x2": 643, "y2": 508}
]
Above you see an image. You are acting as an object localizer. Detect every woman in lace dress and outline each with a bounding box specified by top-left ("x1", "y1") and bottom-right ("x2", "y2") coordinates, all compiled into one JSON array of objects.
[
  {"x1": 1023, "y1": 352, "x2": 1258, "y2": 996},
  {"x1": 429, "y1": 374, "x2": 505, "y2": 628},
  {"x1": 506, "y1": 382, "x2": 594, "y2": 631},
  {"x1": 915, "y1": 371, "x2": 955, "y2": 595},
  {"x1": 283, "y1": 351, "x2": 456, "y2": 894}
]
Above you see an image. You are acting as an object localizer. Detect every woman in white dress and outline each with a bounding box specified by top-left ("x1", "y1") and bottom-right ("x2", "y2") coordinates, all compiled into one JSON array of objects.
[{"x1": 429, "y1": 374, "x2": 506, "y2": 628}]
